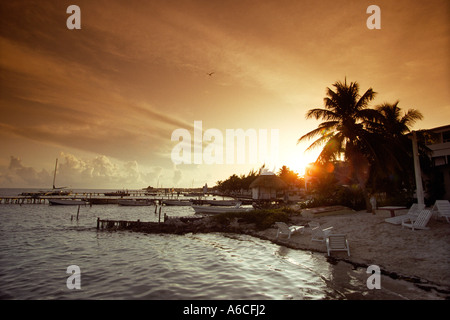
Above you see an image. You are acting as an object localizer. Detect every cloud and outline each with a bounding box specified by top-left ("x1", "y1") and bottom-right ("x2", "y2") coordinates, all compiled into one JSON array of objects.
[
  {"x1": 55, "y1": 152, "x2": 142, "y2": 188},
  {"x1": 0, "y1": 33, "x2": 194, "y2": 164},
  {"x1": 0, "y1": 156, "x2": 51, "y2": 187}
]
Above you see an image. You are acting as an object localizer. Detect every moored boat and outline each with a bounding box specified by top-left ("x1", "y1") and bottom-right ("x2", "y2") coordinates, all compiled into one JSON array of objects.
[
  {"x1": 163, "y1": 200, "x2": 192, "y2": 206},
  {"x1": 205, "y1": 199, "x2": 239, "y2": 206},
  {"x1": 49, "y1": 199, "x2": 87, "y2": 206},
  {"x1": 118, "y1": 199, "x2": 154, "y2": 206},
  {"x1": 191, "y1": 203, "x2": 253, "y2": 214}
]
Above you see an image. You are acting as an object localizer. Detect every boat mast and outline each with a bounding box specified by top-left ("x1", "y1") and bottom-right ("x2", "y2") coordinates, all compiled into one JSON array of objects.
[{"x1": 53, "y1": 158, "x2": 58, "y2": 190}]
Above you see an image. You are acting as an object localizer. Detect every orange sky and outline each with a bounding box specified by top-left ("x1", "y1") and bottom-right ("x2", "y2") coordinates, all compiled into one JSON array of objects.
[{"x1": 0, "y1": 0, "x2": 449, "y2": 189}]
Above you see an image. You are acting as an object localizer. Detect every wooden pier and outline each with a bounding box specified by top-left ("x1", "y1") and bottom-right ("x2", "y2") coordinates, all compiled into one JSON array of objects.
[
  {"x1": 96, "y1": 216, "x2": 205, "y2": 234},
  {"x1": 0, "y1": 195, "x2": 92, "y2": 205},
  {"x1": 97, "y1": 218, "x2": 146, "y2": 230},
  {"x1": 0, "y1": 196, "x2": 187, "y2": 205},
  {"x1": 0, "y1": 189, "x2": 246, "y2": 206},
  {"x1": 0, "y1": 196, "x2": 47, "y2": 205}
]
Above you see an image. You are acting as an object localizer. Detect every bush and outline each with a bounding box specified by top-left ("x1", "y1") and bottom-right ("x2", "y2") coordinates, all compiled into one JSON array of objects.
[
  {"x1": 302, "y1": 184, "x2": 366, "y2": 210},
  {"x1": 212, "y1": 208, "x2": 294, "y2": 230}
]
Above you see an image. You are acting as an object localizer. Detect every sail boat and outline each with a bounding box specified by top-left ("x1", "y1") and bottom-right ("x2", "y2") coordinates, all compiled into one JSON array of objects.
[
  {"x1": 43, "y1": 158, "x2": 71, "y2": 196},
  {"x1": 46, "y1": 159, "x2": 86, "y2": 205}
]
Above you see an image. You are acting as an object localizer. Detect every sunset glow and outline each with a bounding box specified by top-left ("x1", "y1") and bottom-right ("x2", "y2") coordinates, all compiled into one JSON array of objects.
[{"x1": 0, "y1": 0, "x2": 449, "y2": 189}]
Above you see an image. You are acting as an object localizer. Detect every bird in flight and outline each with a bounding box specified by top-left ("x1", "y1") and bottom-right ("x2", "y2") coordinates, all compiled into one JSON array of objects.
[{"x1": 207, "y1": 72, "x2": 214, "y2": 76}]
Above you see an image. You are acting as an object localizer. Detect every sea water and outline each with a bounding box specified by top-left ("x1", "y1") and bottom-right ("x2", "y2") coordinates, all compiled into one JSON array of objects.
[{"x1": 0, "y1": 189, "x2": 445, "y2": 300}]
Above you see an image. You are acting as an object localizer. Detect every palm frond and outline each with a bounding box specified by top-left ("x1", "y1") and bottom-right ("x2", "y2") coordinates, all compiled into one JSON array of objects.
[
  {"x1": 298, "y1": 121, "x2": 339, "y2": 143},
  {"x1": 315, "y1": 133, "x2": 345, "y2": 163},
  {"x1": 403, "y1": 108, "x2": 424, "y2": 126},
  {"x1": 305, "y1": 108, "x2": 337, "y2": 120},
  {"x1": 302, "y1": 130, "x2": 337, "y2": 152},
  {"x1": 355, "y1": 88, "x2": 377, "y2": 110}
]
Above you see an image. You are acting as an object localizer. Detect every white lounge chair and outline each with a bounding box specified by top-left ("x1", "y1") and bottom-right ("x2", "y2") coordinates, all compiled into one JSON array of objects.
[
  {"x1": 401, "y1": 209, "x2": 432, "y2": 230},
  {"x1": 326, "y1": 234, "x2": 350, "y2": 256},
  {"x1": 432, "y1": 200, "x2": 450, "y2": 223},
  {"x1": 275, "y1": 222, "x2": 304, "y2": 239},
  {"x1": 308, "y1": 222, "x2": 333, "y2": 242},
  {"x1": 384, "y1": 203, "x2": 425, "y2": 225}
]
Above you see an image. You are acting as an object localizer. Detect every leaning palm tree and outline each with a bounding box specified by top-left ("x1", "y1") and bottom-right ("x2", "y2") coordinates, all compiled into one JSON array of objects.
[{"x1": 298, "y1": 79, "x2": 380, "y2": 210}]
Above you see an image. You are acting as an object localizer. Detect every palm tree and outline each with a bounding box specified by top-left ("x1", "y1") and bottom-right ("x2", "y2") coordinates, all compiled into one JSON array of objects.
[
  {"x1": 298, "y1": 78, "x2": 379, "y2": 210},
  {"x1": 277, "y1": 165, "x2": 300, "y2": 186},
  {"x1": 374, "y1": 101, "x2": 423, "y2": 138},
  {"x1": 368, "y1": 101, "x2": 424, "y2": 196},
  {"x1": 299, "y1": 79, "x2": 379, "y2": 161}
]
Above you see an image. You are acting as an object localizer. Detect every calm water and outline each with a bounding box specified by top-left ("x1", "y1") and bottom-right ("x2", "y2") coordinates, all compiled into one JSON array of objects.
[{"x1": 0, "y1": 189, "x2": 445, "y2": 300}]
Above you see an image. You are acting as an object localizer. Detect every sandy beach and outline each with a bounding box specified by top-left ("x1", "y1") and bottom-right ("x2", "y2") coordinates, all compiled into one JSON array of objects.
[{"x1": 253, "y1": 207, "x2": 450, "y2": 291}]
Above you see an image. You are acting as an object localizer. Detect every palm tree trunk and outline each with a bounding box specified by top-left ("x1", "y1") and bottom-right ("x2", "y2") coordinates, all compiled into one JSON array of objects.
[
  {"x1": 349, "y1": 149, "x2": 372, "y2": 212},
  {"x1": 359, "y1": 182, "x2": 372, "y2": 213}
]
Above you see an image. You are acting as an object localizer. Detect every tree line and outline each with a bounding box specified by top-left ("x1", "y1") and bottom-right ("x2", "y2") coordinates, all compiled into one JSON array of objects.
[{"x1": 215, "y1": 165, "x2": 303, "y2": 193}]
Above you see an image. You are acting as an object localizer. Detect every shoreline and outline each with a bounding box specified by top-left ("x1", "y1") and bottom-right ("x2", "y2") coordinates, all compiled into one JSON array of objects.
[{"x1": 99, "y1": 207, "x2": 450, "y2": 297}]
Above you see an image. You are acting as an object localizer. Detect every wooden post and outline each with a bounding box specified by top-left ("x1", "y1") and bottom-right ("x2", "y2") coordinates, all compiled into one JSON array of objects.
[
  {"x1": 76, "y1": 205, "x2": 80, "y2": 220},
  {"x1": 97, "y1": 217, "x2": 100, "y2": 230}
]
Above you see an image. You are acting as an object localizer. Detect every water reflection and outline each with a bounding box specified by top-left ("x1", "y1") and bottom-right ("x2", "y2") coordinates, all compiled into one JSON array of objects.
[{"x1": 0, "y1": 203, "x2": 446, "y2": 299}]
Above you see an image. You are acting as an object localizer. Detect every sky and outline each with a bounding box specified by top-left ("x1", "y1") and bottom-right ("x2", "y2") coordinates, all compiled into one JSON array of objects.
[{"x1": 0, "y1": 0, "x2": 449, "y2": 189}]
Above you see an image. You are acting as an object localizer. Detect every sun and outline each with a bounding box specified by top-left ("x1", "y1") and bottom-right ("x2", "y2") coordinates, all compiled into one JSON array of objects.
[
  {"x1": 285, "y1": 159, "x2": 309, "y2": 177},
  {"x1": 280, "y1": 147, "x2": 320, "y2": 177}
]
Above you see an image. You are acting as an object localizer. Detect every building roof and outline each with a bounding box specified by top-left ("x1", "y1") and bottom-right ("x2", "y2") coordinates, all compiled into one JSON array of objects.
[{"x1": 249, "y1": 174, "x2": 287, "y2": 190}]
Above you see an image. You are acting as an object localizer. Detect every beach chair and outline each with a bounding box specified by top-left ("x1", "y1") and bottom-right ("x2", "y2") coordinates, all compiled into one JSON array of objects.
[
  {"x1": 401, "y1": 209, "x2": 432, "y2": 231},
  {"x1": 308, "y1": 222, "x2": 333, "y2": 242},
  {"x1": 326, "y1": 234, "x2": 350, "y2": 256},
  {"x1": 384, "y1": 203, "x2": 425, "y2": 225},
  {"x1": 432, "y1": 200, "x2": 450, "y2": 223},
  {"x1": 275, "y1": 222, "x2": 304, "y2": 239}
]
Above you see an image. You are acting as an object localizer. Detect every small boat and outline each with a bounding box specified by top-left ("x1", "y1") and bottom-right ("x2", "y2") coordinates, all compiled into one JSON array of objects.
[
  {"x1": 163, "y1": 200, "x2": 193, "y2": 206},
  {"x1": 205, "y1": 199, "x2": 239, "y2": 206},
  {"x1": 191, "y1": 202, "x2": 253, "y2": 214},
  {"x1": 43, "y1": 190, "x2": 72, "y2": 196},
  {"x1": 118, "y1": 199, "x2": 154, "y2": 206},
  {"x1": 88, "y1": 198, "x2": 120, "y2": 205},
  {"x1": 49, "y1": 199, "x2": 86, "y2": 206}
]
